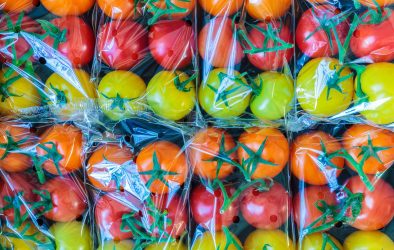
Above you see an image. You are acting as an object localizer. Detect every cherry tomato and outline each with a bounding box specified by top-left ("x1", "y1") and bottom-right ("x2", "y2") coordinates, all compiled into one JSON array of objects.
[
  {"x1": 298, "y1": 233, "x2": 343, "y2": 250},
  {"x1": 188, "y1": 127, "x2": 237, "y2": 179},
  {"x1": 149, "y1": 20, "x2": 194, "y2": 69},
  {"x1": 40, "y1": 0, "x2": 95, "y2": 16},
  {"x1": 136, "y1": 141, "x2": 188, "y2": 194},
  {"x1": 291, "y1": 131, "x2": 344, "y2": 185},
  {"x1": 45, "y1": 69, "x2": 97, "y2": 119},
  {"x1": 146, "y1": 71, "x2": 196, "y2": 121},
  {"x1": 199, "y1": 68, "x2": 251, "y2": 119},
  {"x1": 354, "y1": 62, "x2": 394, "y2": 124},
  {"x1": 343, "y1": 124, "x2": 394, "y2": 175},
  {"x1": 40, "y1": 177, "x2": 87, "y2": 222},
  {"x1": 145, "y1": 241, "x2": 187, "y2": 250},
  {"x1": 0, "y1": 221, "x2": 50, "y2": 249},
  {"x1": 346, "y1": 176, "x2": 394, "y2": 230},
  {"x1": 245, "y1": 21, "x2": 293, "y2": 71},
  {"x1": 192, "y1": 231, "x2": 242, "y2": 250},
  {"x1": 198, "y1": 17, "x2": 244, "y2": 68},
  {"x1": 296, "y1": 57, "x2": 354, "y2": 117},
  {"x1": 190, "y1": 184, "x2": 239, "y2": 230},
  {"x1": 244, "y1": 229, "x2": 295, "y2": 250},
  {"x1": 50, "y1": 221, "x2": 92, "y2": 250},
  {"x1": 245, "y1": 0, "x2": 291, "y2": 20},
  {"x1": 97, "y1": 240, "x2": 134, "y2": 250},
  {"x1": 148, "y1": 0, "x2": 195, "y2": 20},
  {"x1": 43, "y1": 17, "x2": 95, "y2": 67},
  {"x1": 87, "y1": 144, "x2": 134, "y2": 192},
  {"x1": 199, "y1": 0, "x2": 243, "y2": 16},
  {"x1": 37, "y1": 124, "x2": 84, "y2": 175},
  {"x1": 0, "y1": 0, "x2": 36, "y2": 12},
  {"x1": 296, "y1": 5, "x2": 348, "y2": 58},
  {"x1": 343, "y1": 230, "x2": 394, "y2": 249},
  {"x1": 0, "y1": 122, "x2": 36, "y2": 172},
  {"x1": 97, "y1": 0, "x2": 139, "y2": 20},
  {"x1": 293, "y1": 185, "x2": 338, "y2": 231},
  {"x1": 241, "y1": 182, "x2": 290, "y2": 229},
  {"x1": 98, "y1": 70, "x2": 146, "y2": 121},
  {"x1": 250, "y1": 71, "x2": 294, "y2": 121},
  {"x1": 97, "y1": 21, "x2": 148, "y2": 70},
  {"x1": 237, "y1": 127, "x2": 289, "y2": 179}
]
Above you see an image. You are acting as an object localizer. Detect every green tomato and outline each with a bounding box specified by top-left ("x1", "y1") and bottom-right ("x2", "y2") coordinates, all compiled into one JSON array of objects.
[
  {"x1": 97, "y1": 240, "x2": 133, "y2": 250},
  {"x1": 146, "y1": 71, "x2": 196, "y2": 121},
  {"x1": 199, "y1": 68, "x2": 251, "y2": 119},
  {"x1": 250, "y1": 71, "x2": 294, "y2": 121},
  {"x1": 98, "y1": 70, "x2": 146, "y2": 121},
  {"x1": 50, "y1": 221, "x2": 92, "y2": 250}
]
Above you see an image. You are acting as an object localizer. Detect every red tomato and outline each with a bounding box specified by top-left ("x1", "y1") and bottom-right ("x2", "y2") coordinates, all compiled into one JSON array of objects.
[
  {"x1": 245, "y1": 21, "x2": 293, "y2": 71},
  {"x1": 350, "y1": 9, "x2": 394, "y2": 63},
  {"x1": 40, "y1": 0, "x2": 95, "y2": 16},
  {"x1": 97, "y1": 21, "x2": 148, "y2": 70},
  {"x1": 296, "y1": 5, "x2": 349, "y2": 58},
  {"x1": 240, "y1": 182, "x2": 290, "y2": 229},
  {"x1": 346, "y1": 176, "x2": 394, "y2": 230},
  {"x1": 190, "y1": 184, "x2": 239, "y2": 231},
  {"x1": 198, "y1": 17, "x2": 244, "y2": 68},
  {"x1": 43, "y1": 17, "x2": 95, "y2": 67},
  {"x1": 149, "y1": 20, "x2": 194, "y2": 69},
  {"x1": 293, "y1": 185, "x2": 337, "y2": 231},
  {"x1": 40, "y1": 177, "x2": 87, "y2": 222}
]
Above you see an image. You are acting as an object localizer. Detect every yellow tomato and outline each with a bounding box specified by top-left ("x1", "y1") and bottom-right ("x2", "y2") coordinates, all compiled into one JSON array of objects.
[
  {"x1": 97, "y1": 240, "x2": 134, "y2": 250},
  {"x1": 298, "y1": 233, "x2": 343, "y2": 250},
  {"x1": 50, "y1": 221, "x2": 93, "y2": 250},
  {"x1": 192, "y1": 231, "x2": 242, "y2": 250},
  {"x1": 244, "y1": 230, "x2": 295, "y2": 250},
  {"x1": 145, "y1": 240, "x2": 187, "y2": 250},
  {"x1": 343, "y1": 231, "x2": 394, "y2": 250}
]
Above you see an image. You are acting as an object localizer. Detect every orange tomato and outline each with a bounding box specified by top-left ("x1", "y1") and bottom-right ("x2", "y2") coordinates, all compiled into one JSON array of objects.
[
  {"x1": 37, "y1": 124, "x2": 83, "y2": 175},
  {"x1": 0, "y1": 122, "x2": 36, "y2": 172},
  {"x1": 245, "y1": 0, "x2": 291, "y2": 20},
  {"x1": 40, "y1": 0, "x2": 95, "y2": 16},
  {"x1": 343, "y1": 124, "x2": 394, "y2": 175},
  {"x1": 199, "y1": 0, "x2": 244, "y2": 16},
  {"x1": 149, "y1": 0, "x2": 196, "y2": 20},
  {"x1": 0, "y1": 0, "x2": 36, "y2": 13},
  {"x1": 291, "y1": 131, "x2": 344, "y2": 185},
  {"x1": 359, "y1": 0, "x2": 394, "y2": 7},
  {"x1": 237, "y1": 127, "x2": 289, "y2": 179},
  {"x1": 188, "y1": 127, "x2": 237, "y2": 179},
  {"x1": 87, "y1": 144, "x2": 134, "y2": 192},
  {"x1": 136, "y1": 141, "x2": 188, "y2": 194},
  {"x1": 97, "y1": 0, "x2": 138, "y2": 20}
]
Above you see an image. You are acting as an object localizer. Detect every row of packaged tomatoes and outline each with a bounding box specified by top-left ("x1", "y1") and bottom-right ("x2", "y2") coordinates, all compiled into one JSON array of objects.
[{"x1": 0, "y1": 120, "x2": 393, "y2": 249}]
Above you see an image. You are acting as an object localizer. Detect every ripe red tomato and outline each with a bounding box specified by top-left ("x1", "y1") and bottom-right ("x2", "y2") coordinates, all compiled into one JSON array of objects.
[
  {"x1": 40, "y1": 177, "x2": 87, "y2": 222},
  {"x1": 296, "y1": 5, "x2": 349, "y2": 58},
  {"x1": 293, "y1": 185, "x2": 337, "y2": 231},
  {"x1": 241, "y1": 182, "x2": 290, "y2": 229},
  {"x1": 198, "y1": 17, "x2": 244, "y2": 68},
  {"x1": 346, "y1": 176, "x2": 394, "y2": 230},
  {"x1": 40, "y1": 0, "x2": 95, "y2": 16},
  {"x1": 245, "y1": 21, "x2": 293, "y2": 71},
  {"x1": 350, "y1": 9, "x2": 394, "y2": 62},
  {"x1": 149, "y1": 20, "x2": 194, "y2": 69},
  {"x1": 190, "y1": 184, "x2": 239, "y2": 231},
  {"x1": 97, "y1": 21, "x2": 148, "y2": 70},
  {"x1": 43, "y1": 17, "x2": 95, "y2": 67}
]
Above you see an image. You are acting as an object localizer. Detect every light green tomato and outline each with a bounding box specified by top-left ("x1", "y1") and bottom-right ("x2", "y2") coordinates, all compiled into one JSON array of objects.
[
  {"x1": 250, "y1": 71, "x2": 294, "y2": 121},
  {"x1": 199, "y1": 68, "x2": 251, "y2": 119},
  {"x1": 146, "y1": 71, "x2": 196, "y2": 121},
  {"x1": 98, "y1": 70, "x2": 146, "y2": 121},
  {"x1": 50, "y1": 221, "x2": 92, "y2": 250},
  {"x1": 97, "y1": 240, "x2": 133, "y2": 250}
]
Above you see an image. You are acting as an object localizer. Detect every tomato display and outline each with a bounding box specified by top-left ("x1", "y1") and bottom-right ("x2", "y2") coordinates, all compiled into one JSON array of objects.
[
  {"x1": 40, "y1": 0, "x2": 95, "y2": 16},
  {"x1": 199, "y1": 0, "x2": 243, "y2": 16},
  {"x1": 244, "y1": 229, "x2": 295, "y2": 250},
  {"x1": 343, "y1": 230, "x2": 394, "y2": 249},
  {"x1": 50, "y1": 221, "x2": 92, "y2": 250}
]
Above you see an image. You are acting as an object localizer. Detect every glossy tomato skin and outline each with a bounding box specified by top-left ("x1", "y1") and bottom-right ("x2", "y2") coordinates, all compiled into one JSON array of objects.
[
  {"x1": 346, "y1": 176, "x2": 394, "y2": 230},
  {"x1": 145, "y1": 241, "x2": 187, "y2": 250},
  {"x1": 50, "y1": 221, "x2": 93, "y2": 250},
  {"x1": 0, "y1": 221, "x2": 49, "y2": 249},
  {"x1": 149, "y1": 20, "x2": 194, "y2": 69},
  {"x1": 188, "y1": 127, "x2": 237, "y2": 179},
  {"x1": 37, "y1": 124, "x2": 83, "y2": 175},
  {"x1": 241, "y1": 182, "x2": 290, "y2": 229},
  {"x1": 136, "y1": 141, "x2": 188, "y2": 194},
  {"x1": 293, "y1": 185, "x2": 337, "y2": 231},
  {"x1": 291, "y1": 131, "x2": 344, "y2": 185},
  {"x1": 343, "y1": 230, "x2": 394, "y2": 249},
  {"x1": 87, "y1": 144, "x2": 134, "y2": 192},
  {"x1": 199, "y1": 0, "x2": 243, "y2": 16},
  {"x1": 246, "y1": 0, "x2": 291, "y2": 20},
  {"x1": 40, "y1": 177, "x2": 87, "y2": 222},
  {"x1": 298, "y1": 232, "x2": 343, "y2": 250},
  {"x1": 40, "y1": 0, "x2": 95, "y2": 16},
  {"x1": 296, "y1": 5, "x2": 348, "y2": 58},
  {"x1": 198, "y1": 17, "x2": 244, "y2": 68},
  {"x1": 244, "y1": 229, "x2": 295, "y2": 250},
  {"x1": 0, "y1": 122, "x2": 36, "y2": 172},
  {"x1": 43, "y1": 17, "x2": 95, "y2": 67},
  {"x1": 190, "y1": 184, "x2": 239, "y2": 231},
  {"x1": 97, "y1": 0, "x2": 139, "y2": 20},
  {"x1": 343, "y1": 124, "x2": 394, "y2": 174},
  {"x1": 237, "y1": 127, "x2": 289, "y2": 179},
  {"x1": 192, "y1": 231, "x2": 242, "y2": 250},
  {"x1": 97, "y1": 21, "x2": 148, "y2": 70},
  {"x1": 0, "y1": 0, "x2": 36, "y2": 12},
  {"x1": 246, "y1": 22, "x2": 293, "y2": 71}
]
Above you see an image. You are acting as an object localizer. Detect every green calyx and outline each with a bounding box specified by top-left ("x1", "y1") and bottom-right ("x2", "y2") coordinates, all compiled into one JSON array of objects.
[
  {"x1": 29, "y1": 189, "x2": 53, "y2": 217},
  {"x1": 219, "y1": 227, "x2": 242, "y2": 250},
  {"x1": 325, "y1": 65, "x2": 354, "y2": 100},
  {"x1": 36, "y1": 19, "x2": 67, "y2": 50},
  {"x1": 321, "y1": 233, "x2": 341, "y2": 250},
  {"x1": 174, "y1": 72, "x2": 197, "y2": 92},
  {"x1": 145, "y1": 0, "x2": 191, "y2": 25},
  {"x1": 0, "y1": 75, "x2": 23, "y2": 102},
  {"x1": 49, "y1": 83, "x2": 67, "y2": 107},
  {"x1": 36, "y1": 142, "x2": 63, "y2": 177},
  {"x1": 0, "y1": 191, "x2": 29, "y2": 228},
  {"x1": 101, "y1": 93, "x2": 135, "y2": 111},
  {"x1": 0, "y1": 130, "x2": 28, "y2": 160}
]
